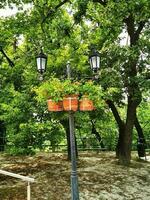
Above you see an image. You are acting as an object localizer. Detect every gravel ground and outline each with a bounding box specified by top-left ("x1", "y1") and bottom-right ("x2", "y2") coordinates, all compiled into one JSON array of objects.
[{"x1": 0, "y1": 152, "x2": 150, "y2": 200}]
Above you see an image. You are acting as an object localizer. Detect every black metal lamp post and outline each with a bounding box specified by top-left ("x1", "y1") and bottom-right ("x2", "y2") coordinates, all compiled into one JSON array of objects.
[
  {"x1": 89, "y1": 49, "x2": 100, "y2": 73},
  {"x1": 36, "y1": 49, "x2": 47, "y2": 80},
  {"x1": 66, "y1": 61, "x2": 79, "y2": 200}
]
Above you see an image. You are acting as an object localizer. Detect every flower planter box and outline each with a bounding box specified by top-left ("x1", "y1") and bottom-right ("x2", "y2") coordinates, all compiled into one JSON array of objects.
[
  {"x1": 63, "y1": 95, "x2": 78, "y2": 111},
  {"x1": 47, "y1": 100, "x2": 63, "y2": 112},
  {"x1": 79, "y1": 96, "x2": 95, "y2": 111}
]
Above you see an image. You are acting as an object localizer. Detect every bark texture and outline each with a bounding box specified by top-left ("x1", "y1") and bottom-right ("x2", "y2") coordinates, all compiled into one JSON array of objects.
[{"x1": 0, "y1": 121, "x2": 6, "y2": 152}]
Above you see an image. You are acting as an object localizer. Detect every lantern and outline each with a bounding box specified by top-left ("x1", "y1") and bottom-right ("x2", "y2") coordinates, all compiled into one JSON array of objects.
[
  {"x1": 36, "y1": 50, "x2": 47, "y2": 74},
  {"x1": 89, "y1": 49, "x2": 100, "y2": 73}
]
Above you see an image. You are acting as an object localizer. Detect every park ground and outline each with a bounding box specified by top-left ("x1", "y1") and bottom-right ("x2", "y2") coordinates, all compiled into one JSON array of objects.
[{"x1": 0, "y1": 151, "x2": 150, "y2": 200}]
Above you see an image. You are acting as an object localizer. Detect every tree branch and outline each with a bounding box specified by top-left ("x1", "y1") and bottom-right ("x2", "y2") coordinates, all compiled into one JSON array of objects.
[
  {"x1": 124, "y1": 15, "x2": 146, "y2": 46},
  {"x1": 124, "y1": 15, "x2": 135, "y2": 41},
  {"x1": 92, "y1": 0, "x2": 107, "y2": 6},
  {"x1": 0, "y1": 47, "x2": 14, "y2": 67},
  {"x1": 42, "y1": 0, "x2": 70, "y2": 23},
  {"x1": 134, "y1": 21, "x2": 146, "y2": 41},
  {"x1": 91, "y1": 119, "x2": 105, "y2": 148},
  {"x1": 106, "y1": 100, "x2": 124, "y2": 129}
]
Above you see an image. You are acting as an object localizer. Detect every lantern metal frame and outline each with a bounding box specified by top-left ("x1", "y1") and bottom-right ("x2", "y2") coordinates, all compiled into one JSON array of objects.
[
  {"x1": 89, "y1": 49, "x2": 100, "y2": 73},
  {"x1": 36, "y1": 50, "x2": 47, "y2": 74}
]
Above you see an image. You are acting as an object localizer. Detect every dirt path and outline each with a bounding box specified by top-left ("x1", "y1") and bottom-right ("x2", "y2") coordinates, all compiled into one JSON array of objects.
[{"x1": 0, "y1": 152, "x2": 149, "y2": 200}]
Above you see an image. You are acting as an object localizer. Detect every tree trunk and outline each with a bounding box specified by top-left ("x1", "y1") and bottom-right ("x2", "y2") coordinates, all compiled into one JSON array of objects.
[
  {"x1": 51, "y1": 141, "x2": 56, "y2": 152},
  {"x1": 135, "y1": 116, "x2": 146, "y2": 143},
  {"x1": 116, "y1": 14, "x2": 144, "y2": 165},
  {"x1": 118, "y1": 98, "x2": 137, "y2": 165},
  {"x1": 106, "y1": 99, "x2": 138, "y2": 165},
  {"x1": 135, "y1": 116, "x2": 146, "y2": 157},
  {"x1": 106, "y1": 100, "x2": 125, "y2": 157},
  {"x1": 116, "y1": 122, "x2": 125, "y2": 158},
  {"x1": 0, "y1": 121, "x2": 6, "y2": 152},
  {"x1": 91, "y1": 120, "x2": 105, "y2": 149}
]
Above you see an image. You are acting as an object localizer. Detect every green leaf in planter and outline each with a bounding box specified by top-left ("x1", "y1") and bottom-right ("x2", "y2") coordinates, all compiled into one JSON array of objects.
[
  {"x1": 63, "y1": 79, "x2": 80, "y2": 96},
  {"x1": 34, "y1": 78, "x2": 64, "y2": 102},
  {"x1": 80, "y1": 81, "x2": 104, "y2": 107}
]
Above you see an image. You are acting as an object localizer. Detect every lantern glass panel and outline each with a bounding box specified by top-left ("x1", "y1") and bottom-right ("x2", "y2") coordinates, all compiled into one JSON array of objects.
[
  {"x1": 36, "y1": 57, "x2": 46, "y2": 73},
  {"x1": 41, "y1": 57, "x2": 46, "y2": 71},
  {"x1": 96, "y1": 56, "x2": 100, "y2": 69},
  {"x1": 36, "y1": 57, "x2": 41, "y2": 71},
  {"x1": 92, "y1": 56, "x2": 97, "y2": 70},
  {"x1": 90, "y1": 55, "x2": 100, "y2": 71}
]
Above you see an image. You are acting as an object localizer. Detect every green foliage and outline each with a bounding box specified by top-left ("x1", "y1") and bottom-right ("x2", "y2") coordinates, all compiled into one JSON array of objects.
[
  {"x1": 34, "y1": 78, "x2": 81, "y2": 103},
  {"x1": 63, "y1": 80, "x2": 80, "y2": 96},
  {"x1": 0, "y1": 0, "x2": 149, "y2": 156},
  {"x1": 35, "y1": 78, "x2": 64, "y2": 102},
  {"x1": 35, "y1": 78, "x2": 104, "y2": 108},
  {"x1": 7, "y1": 120, "x2": 65, "y2": 155},
  {"x1": 80, "y1": 81, "x2": 104, "y2": 107}
]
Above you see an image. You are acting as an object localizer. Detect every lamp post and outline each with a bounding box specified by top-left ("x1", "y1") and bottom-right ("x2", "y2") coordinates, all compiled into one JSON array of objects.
[
  {"x1": 36, "y1": 53, "x2": 79, "y2": 199},
  {"x1": 66, "y1": 61, "x2": 79, "y2": 200},
  {"x1": 36, "y1": 49, "x2": 100, "y2": 200}
]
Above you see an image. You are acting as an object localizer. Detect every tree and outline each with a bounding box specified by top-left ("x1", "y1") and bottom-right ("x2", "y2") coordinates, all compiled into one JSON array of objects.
[
  {"x1": 72, "y1": 0, "x2": 150, "y2": 165},
  {"x1": 0, "y1": 0, "x2": 149, "y2": 165}
]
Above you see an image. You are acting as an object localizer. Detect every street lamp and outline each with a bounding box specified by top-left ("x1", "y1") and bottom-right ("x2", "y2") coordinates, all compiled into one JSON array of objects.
[
  {"x1": 36, "y1": 49, "x2": 47, "y2": 80},
  {"x1": 36, "y1": 49, "x2": 100, "y2": 200},
  {"x1": 36, "y1": 51, "x2": 79, "y2": 200},
  {"x1": 89, "y1": 49, "x2": 100, "y2": 73}
]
